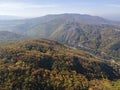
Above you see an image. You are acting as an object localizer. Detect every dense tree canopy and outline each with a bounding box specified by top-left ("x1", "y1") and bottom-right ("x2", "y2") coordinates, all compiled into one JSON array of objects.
[{"x1": 0, "y1": 39, "x2": 119, "y2": 90}]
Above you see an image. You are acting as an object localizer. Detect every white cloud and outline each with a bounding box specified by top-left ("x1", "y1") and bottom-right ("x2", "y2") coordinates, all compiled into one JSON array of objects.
[
  {"x1": 107, "y1": 4, "x2": 120, "y2": 8},
  {"x1": 0, "y1": 2, "x2": 57, "y2": 10},
  {"x1": 0, "y1": 2, "x2": 58, "y2": 17}
]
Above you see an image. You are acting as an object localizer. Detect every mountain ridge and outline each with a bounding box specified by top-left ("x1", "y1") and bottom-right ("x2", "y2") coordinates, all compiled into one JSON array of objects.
[{"x1": 0, "y1": 14, "x2": 120, "y2": 62}]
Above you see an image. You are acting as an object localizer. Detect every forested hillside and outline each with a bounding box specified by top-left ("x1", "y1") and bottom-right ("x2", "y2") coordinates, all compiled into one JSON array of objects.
[{"x1": 0, "y1": 39, "x2": 119, "y2": 90}]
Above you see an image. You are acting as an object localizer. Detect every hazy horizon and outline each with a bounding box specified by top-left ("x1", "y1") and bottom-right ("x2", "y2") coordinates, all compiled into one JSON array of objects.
[{"x1": 0, "y1": 0, "x2": 120, "y2": 21}]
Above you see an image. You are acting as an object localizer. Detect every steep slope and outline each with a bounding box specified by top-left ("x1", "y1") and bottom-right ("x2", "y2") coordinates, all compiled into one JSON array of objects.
[
  {"x1": 0, "y1": 39, "x2": 119, "y2": 90},
  {"x1": 50, "y1": 22, "x2": 85, "y2": 46},
  {"x1": 49, "y1": 21, "x2": 120, "y2": 61},
  {"x1": 25, "y1": 17, "x2": 65, "y2": 38}
]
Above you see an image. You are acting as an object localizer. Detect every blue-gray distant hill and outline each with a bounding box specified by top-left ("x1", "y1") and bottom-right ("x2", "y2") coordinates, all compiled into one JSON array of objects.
[{"x1": 0, "y1": 31, "x2": 26, "y2": 43}]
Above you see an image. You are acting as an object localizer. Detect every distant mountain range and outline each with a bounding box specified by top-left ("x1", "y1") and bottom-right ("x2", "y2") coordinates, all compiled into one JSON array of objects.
[{"x1": 0, "y1": 14, "x2": 120, "y2": 62}]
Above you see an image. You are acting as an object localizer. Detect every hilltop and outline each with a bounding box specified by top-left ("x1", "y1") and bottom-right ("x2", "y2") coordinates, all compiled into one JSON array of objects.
[{"x1": 0, "y1": 39, "x2": 119, "y2": 90}]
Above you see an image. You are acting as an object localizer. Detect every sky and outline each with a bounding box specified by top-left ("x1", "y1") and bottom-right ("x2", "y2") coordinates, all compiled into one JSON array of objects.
[{"x1": 0, "y1": 0, "x2": 120, "y2": 20}]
